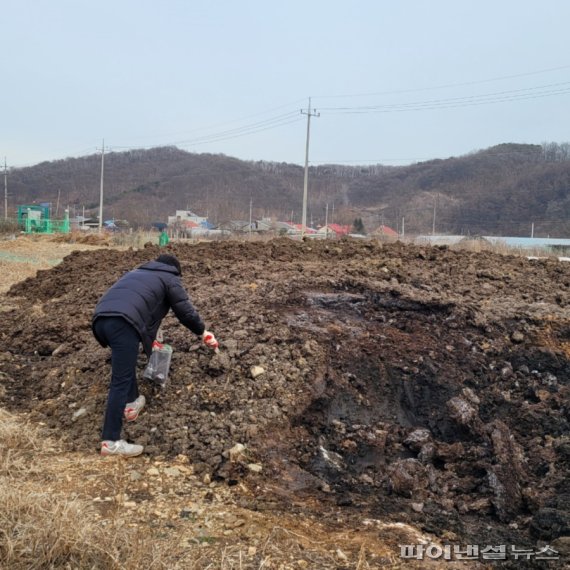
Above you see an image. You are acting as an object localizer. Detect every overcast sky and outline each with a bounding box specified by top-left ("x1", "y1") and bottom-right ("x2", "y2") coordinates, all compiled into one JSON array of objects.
[{"x1": 3, "y1": 0, "x2": 570, "y2": 168}]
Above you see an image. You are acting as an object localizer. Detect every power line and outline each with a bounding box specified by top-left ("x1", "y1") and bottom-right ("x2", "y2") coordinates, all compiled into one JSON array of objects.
[
  {"x1": 8, "y1": 102, "x2": 307, "y2": 167},
  {"x1": 9, "y1": 146, "x2": 101, "y2": 169},
  {"x1": 113, "y1": 111, "x2": 298, "y2": 147},
  {"x1": 112, "y1": 98, "x2": 307, "y2": 144},
  {"x1": 313, "y1": 63, "x2": 570, "y2": 99},
  {"x1": 111, "y1": 113, "x2": 304, "y2": 152},
  {"x1": 326, "y1": 88, "x2": 570, "y2": 114},
  {"x1": 339, "y1": 89, "x2": 570, "y2": 113},
  {"x1": 168, "y1": 113, "x2": 302, "y2": 145},
  {"x1": 8, "y1": 65, "x2": 570, "y2": 167},
  {"x1": 112, "y1": 79, "x2": 570, "y2": 151},
  {"x1": 319, "y1": 81, "x2": 570, "y2": 114}
]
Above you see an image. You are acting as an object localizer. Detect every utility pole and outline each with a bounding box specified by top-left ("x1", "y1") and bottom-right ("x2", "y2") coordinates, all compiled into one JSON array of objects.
[
  {"x1": 3, "y1": 157, "x2": 7, "y2": 220},
  {"x1": 531, "y1": 222, "x2": 535, "y2": 238},
  {"x1": 401, "y1": 216, "x2": 405, "y2": 238},
  {"x1": 98, "y1": 140, "x2": 105, "y2": 232},
  {"x1": 249, "y1": 196, "x2": 253, "y2": 239},
  {"x1": 432, "y1": 197, "x2": 437, "y2": 235},
  {"x1": 301, "y1": 98, "x2": 319, "y2": 236},
  {"x1": 325, "y1": 202, "x2": 329, "y2": 239}
]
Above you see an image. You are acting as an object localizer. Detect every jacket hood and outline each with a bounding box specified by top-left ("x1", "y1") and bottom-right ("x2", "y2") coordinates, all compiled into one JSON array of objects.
[{"x1": 139, "y1": 260, "x2": 180, "y2": 275}]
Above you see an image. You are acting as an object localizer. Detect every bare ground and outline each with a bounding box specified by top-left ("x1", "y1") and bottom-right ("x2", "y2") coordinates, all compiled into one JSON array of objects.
[{"x1": 1, "y1": 235, "x2": 569, "y2": 569}]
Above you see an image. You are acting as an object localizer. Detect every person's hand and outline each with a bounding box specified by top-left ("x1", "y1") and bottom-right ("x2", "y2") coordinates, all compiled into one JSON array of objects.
[{"x1": 202, "y1": 330, "x2": 219, "y2": 350}]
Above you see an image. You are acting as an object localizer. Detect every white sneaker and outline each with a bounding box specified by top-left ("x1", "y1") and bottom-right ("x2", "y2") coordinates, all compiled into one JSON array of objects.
[
  {"x1": 124, "y1": 395, "x2": 146, "y2": 422},
  {"x1": 101, "y1": 440, "x2": 144, "y2": 457}
]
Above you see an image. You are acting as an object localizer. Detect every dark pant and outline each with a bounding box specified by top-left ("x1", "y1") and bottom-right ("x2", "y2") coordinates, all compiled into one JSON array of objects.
[{"x1": 93, "y1": 317, "x2": 141, "y2": 441}]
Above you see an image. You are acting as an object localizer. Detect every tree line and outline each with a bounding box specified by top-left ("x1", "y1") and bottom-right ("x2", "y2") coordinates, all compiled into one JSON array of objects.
[{"x1": 5, "y1": 142, "x2": 569, "y2": 237}]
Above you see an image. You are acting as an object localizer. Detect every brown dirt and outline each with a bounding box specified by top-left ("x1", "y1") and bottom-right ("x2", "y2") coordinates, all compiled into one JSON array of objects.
[{"x1": 1, "y1": 237, "x2": 569, "y2": 568}]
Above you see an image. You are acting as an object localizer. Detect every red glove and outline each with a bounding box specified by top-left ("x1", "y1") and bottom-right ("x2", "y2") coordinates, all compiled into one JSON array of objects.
[{"x1": 202, "y1": 330, "x2": 219, "y2": 350}]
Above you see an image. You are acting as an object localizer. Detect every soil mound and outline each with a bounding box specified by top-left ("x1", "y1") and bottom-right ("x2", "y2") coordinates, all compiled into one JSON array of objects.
[
  {"x1": 50, "y1": 231, "x2": 112, "y2": 245},
  {"x1": 1, "y1": 238, "x2": 569, "y2": 558}
]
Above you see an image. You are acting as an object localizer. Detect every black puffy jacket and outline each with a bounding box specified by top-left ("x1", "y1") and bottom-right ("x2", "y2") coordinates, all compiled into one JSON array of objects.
[{"x1": 92, "y1": 260, "x2": 205, "y2": 355}]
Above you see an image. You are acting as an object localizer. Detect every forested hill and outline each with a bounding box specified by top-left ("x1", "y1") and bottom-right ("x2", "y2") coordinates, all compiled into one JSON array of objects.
[{"x1": 7, "y1": 142, "x2": 570, "y2": 236}]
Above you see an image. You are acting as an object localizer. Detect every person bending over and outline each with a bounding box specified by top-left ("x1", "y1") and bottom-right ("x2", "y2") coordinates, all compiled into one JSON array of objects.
[{"x1": 92, "y1": 253, "x2": 218, "y2": 457}]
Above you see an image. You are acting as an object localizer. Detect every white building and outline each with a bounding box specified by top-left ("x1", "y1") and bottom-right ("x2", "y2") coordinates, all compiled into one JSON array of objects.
[{"x1": 167, "y1": 210, "x2": 208, "y2": 226}]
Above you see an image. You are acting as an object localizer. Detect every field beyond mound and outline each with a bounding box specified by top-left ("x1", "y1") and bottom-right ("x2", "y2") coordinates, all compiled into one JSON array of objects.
[{"x1": 1, "y1": 238, "x2": 569, "y2": 567}]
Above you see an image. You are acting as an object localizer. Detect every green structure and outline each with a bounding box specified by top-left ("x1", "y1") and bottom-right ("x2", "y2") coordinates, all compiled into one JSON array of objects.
[
  {"x1": 17, "y1": 205, "x2": 70, "y2": 234},
  {"x1": 159, "y1": 229, "x2": 170, "y2": 246}
]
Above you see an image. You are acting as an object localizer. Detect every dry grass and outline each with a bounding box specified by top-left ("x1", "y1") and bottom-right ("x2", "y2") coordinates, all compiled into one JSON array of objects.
[
  {"x1": 0, "y1": 409, "x2": 43, "y2": 476},
  {"x1": 0, "y1": 260, "x2": 38, "y2": 296},
  {"x1": 0, "y1": 408, "x2": 171, "y2": 570},
  {"x1": 0, "y1": 485, "x2": 164, "y2": 570}
]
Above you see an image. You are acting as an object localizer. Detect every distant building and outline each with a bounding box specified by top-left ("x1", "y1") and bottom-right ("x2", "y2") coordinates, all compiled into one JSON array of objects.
[
  {"x1": 273, "y1": 221, "x2": 300, "y2": 235},
  {"x1": 167, "y1": 210, "x2": 209, "y2": 227},
  {"x1": 371, "y1": 225, "x2": 398, "y2": 238},
  {"x1": 167, "y1": 210, "x2": 215, "y2": 237},
  {"x1": 217, "y1": 219, "x2": 275, "y2": 234},
  {"x1": 292, "y1": 224, "x2": 317, "y2": 234},
  {"x1": 218, "y1": 221, "x2": 248, "y2": 233},
  {"x1": 316, "y1": 224, "x2": 351, "y2": 238}
]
